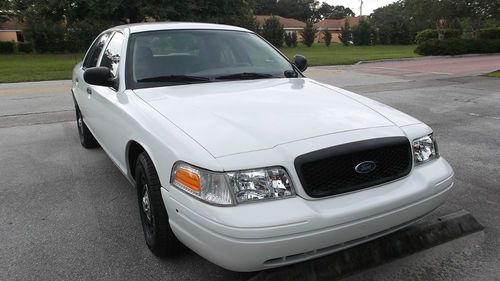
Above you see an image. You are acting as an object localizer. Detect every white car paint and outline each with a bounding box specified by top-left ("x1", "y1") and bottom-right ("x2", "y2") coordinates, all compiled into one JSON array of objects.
[
  {"x1": 72, "y1": 22, "x2": 454, "y2": 272},
  {"x1": 134, "y1": 78, "x2": 404, "y2": 158}
]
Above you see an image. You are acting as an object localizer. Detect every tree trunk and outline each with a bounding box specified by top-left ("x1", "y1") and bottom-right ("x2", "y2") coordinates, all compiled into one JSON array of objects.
[{"x1": 436, "y1": 19, "x2": 446, "y2": 40}]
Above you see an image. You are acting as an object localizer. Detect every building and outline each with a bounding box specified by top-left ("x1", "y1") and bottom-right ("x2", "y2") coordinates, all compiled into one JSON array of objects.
[
  {"x1": 254, "y1": 15, "x2": 306, "y2": 41},
  {"x1": 315, "y1": 17, "x2": 361, "y2": 43},
  {"x1": 254, "y1": 15, "x2": 364, "y2": 45},
  {"x1": 0, "y1": 16, "x2": 25, "y2": 42}
]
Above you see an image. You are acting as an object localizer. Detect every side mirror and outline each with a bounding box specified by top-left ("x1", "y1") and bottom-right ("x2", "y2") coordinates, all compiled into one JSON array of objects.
[
  {"x1": 293, "y1": 55, "x2": 308, "y2": 72},
  {"x1": 84, "y1": 67, "x2": 114, "y2": 87}
]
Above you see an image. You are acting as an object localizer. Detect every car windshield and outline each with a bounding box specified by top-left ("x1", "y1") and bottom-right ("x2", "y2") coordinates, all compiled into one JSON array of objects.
[{"x1": 126, "y1": 29, "x2": 298, "y2": 88}]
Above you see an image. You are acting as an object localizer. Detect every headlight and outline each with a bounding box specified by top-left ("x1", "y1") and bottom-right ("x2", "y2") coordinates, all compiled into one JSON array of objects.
[
  {"x1": 412, "y1": 134, "x2": 439, "y2": 165},
  {"x1": 171, "y1": 163, "x2": 295, "y2": 206},
  {"x1": 227, "y1": 167, "x2": 294, "y2": 204}
]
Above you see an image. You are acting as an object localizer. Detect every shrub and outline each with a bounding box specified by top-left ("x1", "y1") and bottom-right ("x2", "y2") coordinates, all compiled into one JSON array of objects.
[
  {"x1": 323, "y1": 30, "x2": 332, "y2": 47},
  {"x1": 415, "y1": 28, "x2": 462, "y2": 44},
  {"x1": 236, "y1": 14, "x2": 260, "y2": 32},
  {"x1": 0, "y1": 41, "x2": 15, "y2": 53},
  {"x1": 444, "y1": 29, "x2": 462, "y2": 40},
  {"x1": 25, "y1": 22, "x2": 66, "y2": 53},
  {"x1": 339, "y1": 19, "x2": 352, "y2": 46},
  {"x1": 18, "y1": 42, "x2": 33, "y2": 53},
  {"x1": 415, "y1": 29, "x2": 435, "y2": 44},
  {"x1": 352, "y1": 19, "x2": 373, "y2": 46},
  {"x1": 415, "y1": 38, "x2": 500, "y2": 56},
  {"x1": 262, "y1": 16, "x2": 285, "y2": 48},
  {"x1": 301, "y1": 20, "x2": 317, "y2": 47},
  {"x1": 479, "y1": 27, "x2": 500, "y2": 40}
]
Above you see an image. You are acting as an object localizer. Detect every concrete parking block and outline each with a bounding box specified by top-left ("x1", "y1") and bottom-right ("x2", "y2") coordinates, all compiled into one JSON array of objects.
[{"x1": 249, "y1": 210, "x2": 484, "y2": 281}]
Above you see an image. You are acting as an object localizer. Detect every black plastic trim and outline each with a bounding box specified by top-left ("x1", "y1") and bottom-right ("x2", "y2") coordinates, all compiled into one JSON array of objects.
[{"x1": 294, "y1": 137, "x2": 412, "y2": 198}]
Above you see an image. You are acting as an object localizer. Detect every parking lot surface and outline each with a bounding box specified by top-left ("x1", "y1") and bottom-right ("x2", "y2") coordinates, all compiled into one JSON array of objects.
[{"x1": 1, "y1": 55, "x2": 499, "y2": 280}]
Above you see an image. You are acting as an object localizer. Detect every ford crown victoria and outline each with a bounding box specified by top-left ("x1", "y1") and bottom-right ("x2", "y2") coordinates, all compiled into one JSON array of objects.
[{"x1": 71, "y1": 22, "x2": 454, "y2": 272}]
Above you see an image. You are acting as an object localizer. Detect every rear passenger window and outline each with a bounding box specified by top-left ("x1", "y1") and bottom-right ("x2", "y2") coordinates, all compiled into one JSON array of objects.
[
  {"x1": 83, "y1": 33, "x2": 110, "y2": 68},
  {"x1": 100, "y1": 32, "x2": 124, "y2": 77}
]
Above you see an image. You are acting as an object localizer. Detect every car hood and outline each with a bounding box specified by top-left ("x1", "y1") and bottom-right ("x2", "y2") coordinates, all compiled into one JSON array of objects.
[{"x1": 134, "y1": 78, "x2": 407, "y2": 158}]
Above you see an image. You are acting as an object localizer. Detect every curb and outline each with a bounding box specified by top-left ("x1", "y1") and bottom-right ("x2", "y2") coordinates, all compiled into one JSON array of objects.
[
  {"x1": 248, "y1": 210, "x2": 484, "y2": 281},
  {"x1": 355, "y1": 53, "x2": 500, "y2": 65},
  {"x1": 0, "y1": 80, "x2": 71, "y2": 88}
]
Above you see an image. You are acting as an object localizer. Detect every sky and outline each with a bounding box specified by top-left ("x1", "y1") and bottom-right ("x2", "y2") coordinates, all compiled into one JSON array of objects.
[{"x1": 324, "y1": 0, "x2": 397, "y2": 16}]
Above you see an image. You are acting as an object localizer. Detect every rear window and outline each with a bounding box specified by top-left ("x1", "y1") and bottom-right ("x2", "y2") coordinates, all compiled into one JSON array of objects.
[{"x1": 83, "y1": 32, "x2": 111, "y2": 68}]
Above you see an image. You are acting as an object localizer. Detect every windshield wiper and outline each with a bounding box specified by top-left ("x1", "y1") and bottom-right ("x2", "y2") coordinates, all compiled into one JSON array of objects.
[
  {"x1": 215, "y1": 73, "x2": 275, "y2": 80},
  {"x1": 137, "y1": 75, "x2": 211, "y2": 83}
]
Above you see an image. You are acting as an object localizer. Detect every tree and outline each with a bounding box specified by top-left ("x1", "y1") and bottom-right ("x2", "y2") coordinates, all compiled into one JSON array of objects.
[
  {"x1": 313, "y1": 2, "x2": 355, "y2": 21},
  {"x1": 323, "y1": 30, "x2": 332, "y2": 46},
  {"x1": 339, "y1": 19, "x2": 352, "y2": 46},
  {"x1": 254, "y1": 0, "x2": 279, "y2": 15},
  {"x1": 190, "y1": 0, "x2": 256, "y2": 27},
  {"x1": 300, "y1": 20, "x2": 317, "y2": 47},
  {"x1": 275, "y1": 0, "x2": 318, "y2": 21},
  {"x1": 404, "y1": 0, "x2": 466, "y2": 39},
  {"x1": 352, "y1": 19, "x2": 373, "y2": 45},
  {"x1": 328, "y1": 5, "x2": 355, "y2": 19},
  {"x1": 10, "y1": 0, "x2": 73, "y2": 51},
  {"x1": 262, "y1": 16, "x2": 285, "y2": 48},
  {"x1": 456, "y1": 0, "x2": 500, "y2": 38},
  {"x1": 313, "y1": 2, "x2": 334, "y2": 21},
  {"x1": 9, "y1": 0, "x2": 260, "y2": 52},
  {"x1": 0, "y1": 0, "x2": 11, "y2": 22},
  {"x1": 371, "y1": 2, "x2": 412, "y2": 44}
]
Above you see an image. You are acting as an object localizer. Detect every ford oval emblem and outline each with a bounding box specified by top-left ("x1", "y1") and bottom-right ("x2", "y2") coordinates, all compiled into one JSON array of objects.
[{"x1": 355, "y1": 161, "x2": 377, "y2": 174}]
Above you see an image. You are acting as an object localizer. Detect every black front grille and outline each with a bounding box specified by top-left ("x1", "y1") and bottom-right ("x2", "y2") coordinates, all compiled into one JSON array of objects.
[{"x1": 295, "y1": 137, "x2": 412, "y2": 198}]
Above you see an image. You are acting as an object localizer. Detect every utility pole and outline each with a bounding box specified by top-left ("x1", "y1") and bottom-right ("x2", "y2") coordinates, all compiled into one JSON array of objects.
[{"x1": 360, "y1": 0, "x2": 363, "y2": 16}]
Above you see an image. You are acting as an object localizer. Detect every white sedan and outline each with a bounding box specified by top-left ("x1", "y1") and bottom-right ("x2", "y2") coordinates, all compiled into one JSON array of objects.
[{"x1": 71, "y1": 22, "x2": 454, "y2": 272}]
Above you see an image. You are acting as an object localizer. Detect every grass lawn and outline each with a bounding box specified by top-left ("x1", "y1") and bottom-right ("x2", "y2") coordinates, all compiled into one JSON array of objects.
[
  {"x1": 0, "y1": 53, "x2": 83, "y2": 83},
  {"x1": 280, "y1": 43, "x2": 419, "y2": 66},
  {"x1": 486, "y1": 70, "x2": 500, "y2": 78},
  {"x1": 0, "y1": 44, "x2": 418, "y2": 83}
]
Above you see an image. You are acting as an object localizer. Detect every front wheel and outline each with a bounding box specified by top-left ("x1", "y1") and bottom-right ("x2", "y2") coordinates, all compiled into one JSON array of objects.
[
  {"x1": 135, "y1": 152, "x2": 182, "y2": 257},
  {"x1": 75, "y1": 107, "x2": 99, "y2": 148}
]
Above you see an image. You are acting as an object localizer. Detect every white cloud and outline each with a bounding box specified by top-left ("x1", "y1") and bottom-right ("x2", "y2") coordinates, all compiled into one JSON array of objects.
[{"x1": 323, "y1": 0, "x2": 397, "y2": 16}]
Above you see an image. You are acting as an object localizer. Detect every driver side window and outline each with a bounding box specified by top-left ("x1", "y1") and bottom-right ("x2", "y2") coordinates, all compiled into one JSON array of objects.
[{"x1": 100, "y1": 32, "x2": 124, "y2": 78}]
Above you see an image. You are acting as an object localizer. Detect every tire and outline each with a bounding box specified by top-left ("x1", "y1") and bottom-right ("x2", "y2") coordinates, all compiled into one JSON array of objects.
[
  {"x1": 75, "y1": 106, "x2": 99, "y2": 148},
  {"x1": 135, "y1": 152, "x2": 182, "y2": 257}
]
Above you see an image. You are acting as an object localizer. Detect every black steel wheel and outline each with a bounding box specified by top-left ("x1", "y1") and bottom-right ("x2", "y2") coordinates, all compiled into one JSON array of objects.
[
  {"x1": 75, "y1": 107, "x2": 99, "y2": 148},
  {"x1": 135, "y1": 152, "x2": 182, "y2": 257}
]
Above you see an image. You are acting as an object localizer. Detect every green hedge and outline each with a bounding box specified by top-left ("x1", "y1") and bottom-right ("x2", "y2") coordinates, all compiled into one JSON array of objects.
[
  {"x1": 0, "y1": 41, "x2": 15, "y2": 53},
  {"x1": 415, "y1": 38, "x2": 500, "y2": 55},
  {"x1": 479, "y1": 27, "x2": 500, "y2": 40},
  {"x1": 415, "y1": 29, "x2": 462, "y2": 44},
  {"x1": 25, "y1": 23, "x2": 66, "y2": 53},
  {"x1": 18, "y1": 42, "x2": 33, "y2": 53},
  {"x1": 0, "y1": 41, "x2": 35, "y2": 53}
]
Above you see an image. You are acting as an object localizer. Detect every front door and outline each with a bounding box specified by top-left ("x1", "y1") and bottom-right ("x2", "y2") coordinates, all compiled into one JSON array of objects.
[{"x1": 86, "y1": 32, "x2": 129, "y2": 171}]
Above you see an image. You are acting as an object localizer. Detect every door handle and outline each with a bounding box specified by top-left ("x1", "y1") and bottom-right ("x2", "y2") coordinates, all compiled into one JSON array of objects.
[{"x1": 86, "y1": 88, "x2": 92, "y2": 95}]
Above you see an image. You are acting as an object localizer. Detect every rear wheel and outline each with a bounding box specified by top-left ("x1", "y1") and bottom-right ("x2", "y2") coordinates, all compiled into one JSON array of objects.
[
  {"x1": 75, "y1": 107, "x2": 99, "y2": 148},
  {"x1": 135, "y1": 152, "x2": 182, "y2": 257}
]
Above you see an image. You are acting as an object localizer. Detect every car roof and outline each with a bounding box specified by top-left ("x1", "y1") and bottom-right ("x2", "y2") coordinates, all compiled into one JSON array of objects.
[{"x1": 108, "y1": 22, "x2": 251, "y2": 34}]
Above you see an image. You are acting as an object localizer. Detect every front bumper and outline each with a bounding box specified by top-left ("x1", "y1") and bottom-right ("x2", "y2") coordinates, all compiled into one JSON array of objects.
[{"x1": 161, "y1": 157, "x2": 453, "y2": 272}]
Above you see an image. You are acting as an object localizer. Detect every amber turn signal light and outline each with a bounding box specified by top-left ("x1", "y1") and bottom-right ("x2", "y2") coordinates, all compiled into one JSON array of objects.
[{"x1": 174, "y1": 168, "x2": 201, "y2": 192}]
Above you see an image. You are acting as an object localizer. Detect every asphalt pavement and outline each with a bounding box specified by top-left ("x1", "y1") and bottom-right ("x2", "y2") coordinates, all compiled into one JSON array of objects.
[{"x1": 1, "y1": 55, "x2": 499, "y2": 280}]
